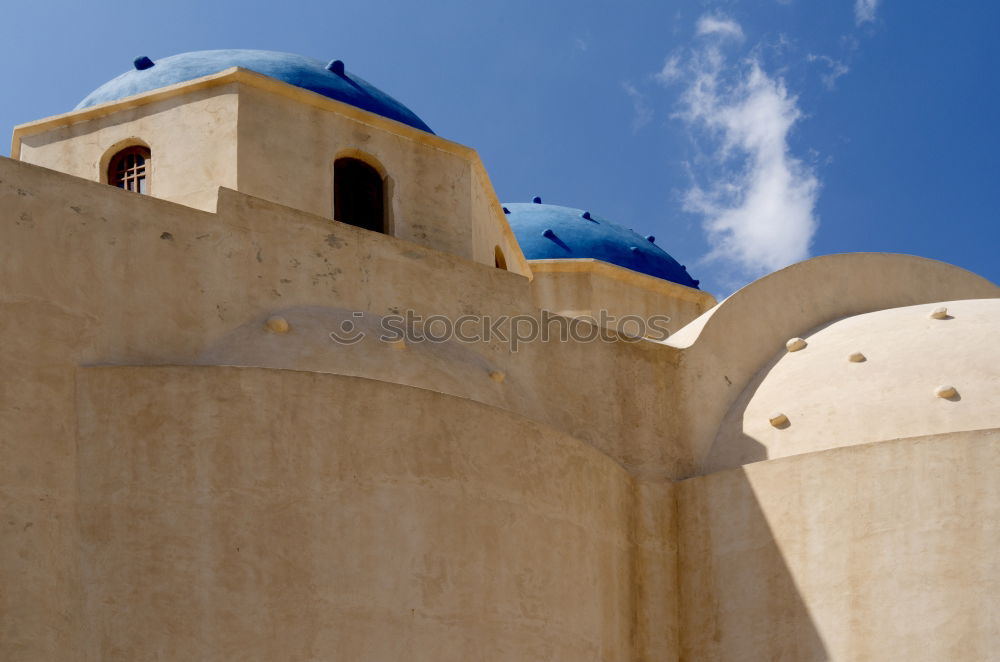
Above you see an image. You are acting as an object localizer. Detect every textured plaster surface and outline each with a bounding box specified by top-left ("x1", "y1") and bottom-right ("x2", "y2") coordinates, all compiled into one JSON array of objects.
[
  {"x1": 18, "y1": 84, "x2": 240, "y2": 212},
  {"x1": 667, "y1": 253, "x2": 1000, "y2": 476},
  {"x1": 14, "y1": 70, "x2": 528, "y2": 275},
  {"x1": 708, "y1": 298, "x2": 1000, "y2": 471},
  {"x1": 3, "y1": 85, "x2": 1000, "y2": 661},
  {"x1": 68, "y1": 366, "x2": 656, "y2": 661},
  {"x1": 679, "y1": 429, "x2": 1000, "y2": 661},
  {"x1": 0, "y1": 156, "x2": 683, "y2": 659},
  {"x1": 528, "y1": 259, "x2": 715, "y2": 338}
]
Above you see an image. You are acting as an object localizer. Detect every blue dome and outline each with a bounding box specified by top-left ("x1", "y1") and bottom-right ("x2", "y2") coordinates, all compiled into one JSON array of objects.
[
  {"x1": 75, "y1": 49, "x2": 433, "y2": 134},
  {"x1": 504, "y1": 202, "x2": 699, "y2": 288}
]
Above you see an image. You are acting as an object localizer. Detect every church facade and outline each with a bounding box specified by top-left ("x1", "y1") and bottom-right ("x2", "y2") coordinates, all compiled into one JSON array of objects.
[{"x1": 3, "y1": 50, "x2": 999, "y2": 661}]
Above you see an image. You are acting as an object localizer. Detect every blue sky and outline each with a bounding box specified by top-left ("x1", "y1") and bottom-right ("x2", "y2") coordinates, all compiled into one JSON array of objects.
[{"x1": 2, "y1": 0, "x2": 997, "y2": 296}]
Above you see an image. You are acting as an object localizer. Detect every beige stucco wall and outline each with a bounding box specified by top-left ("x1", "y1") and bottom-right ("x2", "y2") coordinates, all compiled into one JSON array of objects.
[
  {"x1": 679, "y1": 428, "x2": 1000, "y2": 661},
  {"x1": 234, "y1": 82, "x2": 473, "y2": 257},
  {"x1": 233, "y1": 79, "x2": 525, "y2": 272},
  {"x1": 11, "y1": 69, "x2": 530, "y2": 276},
  {"x1": 0, "y1": 155, "x2": 708, "y2": 482},
  {"x1": 58, "y1": 365, "x2": 652, "y2": 661},
  {"x1": 5, "y1": 93, "x2": 1000, "y2": 661},
  {"x1": 708, "y1": 298, "x2": 1000, "y2": 470},
  {"x1": 16, "y1": 84, "x2": 239, "y2": 212},
  {"x1": 667, "y1": 253, "x2": 1000, "y2": 477},
  {"x1": 528, "y1": 259, "x2": 716, "y2": 339},
  {"x1": 0, "y1": 155, "x2": 683, "y2": 659},
  {"x1": 470, "y1": 160, "x2": 524, "y2": 273}
]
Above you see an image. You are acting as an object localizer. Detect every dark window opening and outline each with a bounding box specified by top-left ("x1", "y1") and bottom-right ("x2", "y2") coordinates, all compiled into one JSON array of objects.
[
  {"x1": 109, "y1": 146, "x2": 151, "y2": 194},
  {"x1": 334, "y1": 157, "x2": 385, "y2": 233},
  {"x1": 494, "y1": 246, "x2": 508, "y2": 270}
]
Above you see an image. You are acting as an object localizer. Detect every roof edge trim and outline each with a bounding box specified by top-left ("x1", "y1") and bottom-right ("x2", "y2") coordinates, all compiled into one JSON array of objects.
[{"x1": 12, "y1": 67, "x2": 462, "y2": 160}]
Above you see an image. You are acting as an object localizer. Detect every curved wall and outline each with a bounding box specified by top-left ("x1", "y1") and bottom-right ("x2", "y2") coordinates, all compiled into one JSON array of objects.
[
  {"x1": 0, "y1": 157, "x2": 686, "y2": 480},
  {"x1": 67, "y1": 366, "x2": 650, "y2": 661},
  {"x1": 667, "y1": 253, "x2": 1000, "y2": 476},
  {"x1": 707, "y1": 298, "x2": 1000, "y2": 470},
  {"x1": 679, "y1": 428, "x2": 1000, "y2": 661}
]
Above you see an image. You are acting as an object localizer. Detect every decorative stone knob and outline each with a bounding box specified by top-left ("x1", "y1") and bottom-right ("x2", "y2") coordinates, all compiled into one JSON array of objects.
[
  {"x1": 265, "y1": 316, "x2": 290, "y2": 334},
  {"x1": 935, "y1": 385, "x2": 957, "y2": 399},
  {"x1": 930, "y1": 307, "x2": 949, "y2": 320},
  {"x1": 786, "y1": 337, "x2": 807, "y2": 352}
]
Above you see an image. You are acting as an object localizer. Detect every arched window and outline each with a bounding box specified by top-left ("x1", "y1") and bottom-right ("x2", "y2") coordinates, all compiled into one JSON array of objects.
[
  {"x1": 334, "y1": 157, "x2": 385, "y2": 233},
  {"x1": 108, "y1": 146, "x2": 151, "y2": 193},
  {"x1": 494, "y1": 246, "x2": 508, "y2": 270}
]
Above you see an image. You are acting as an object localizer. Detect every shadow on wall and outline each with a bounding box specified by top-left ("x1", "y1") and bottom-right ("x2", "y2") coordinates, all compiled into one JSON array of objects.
[
  {"x1": 698, "y1": 345, "x2": 786, "y2": 473},
  {"x1": 699, "y1": 316, "x2": 842, "y2": 475},
  {"x1": 677, "y1": 468, "x2": 828, "y2": 661}
]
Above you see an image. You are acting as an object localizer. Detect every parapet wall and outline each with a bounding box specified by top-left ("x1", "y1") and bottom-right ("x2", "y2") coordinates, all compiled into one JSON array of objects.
[{"x1": 0, "y1": 155, "x2": 698, "y2": 480}]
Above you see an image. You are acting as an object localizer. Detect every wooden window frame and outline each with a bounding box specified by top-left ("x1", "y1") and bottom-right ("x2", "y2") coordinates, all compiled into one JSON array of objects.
[{"x1": 108, "y1": 146, "x2": 151, "y2": 194}]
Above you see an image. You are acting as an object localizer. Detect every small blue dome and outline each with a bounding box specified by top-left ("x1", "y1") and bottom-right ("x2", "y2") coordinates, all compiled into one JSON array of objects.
[
  {"x1": 75, "y1": 49, "x2": 433, "y2": 134},
  {"x1": 504, "y1": 202, "x2": 699, "y2": 288}
]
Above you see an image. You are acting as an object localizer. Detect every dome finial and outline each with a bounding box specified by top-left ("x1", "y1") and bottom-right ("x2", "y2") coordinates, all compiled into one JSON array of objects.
[
  {"x1": 532, "y1": 196, "x2": 542, "y2": 204},
  {"x1": 326, "y1": 60, "x2": 346, "y2": 76},
  {"x1": 133, "y1": 56, "x2": 155, "y2": 71}
]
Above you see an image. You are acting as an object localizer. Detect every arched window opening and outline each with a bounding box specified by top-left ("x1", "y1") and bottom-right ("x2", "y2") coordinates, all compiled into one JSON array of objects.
[
  {"x1": 494, "y1": 245, "x2": 508, "y2": 270},
  {"x1": 334, "y1": 157, "x2": 385, "y2": 233},
  {"x1": 109, "y1": 146, "x2": 151, "y2": 193}
]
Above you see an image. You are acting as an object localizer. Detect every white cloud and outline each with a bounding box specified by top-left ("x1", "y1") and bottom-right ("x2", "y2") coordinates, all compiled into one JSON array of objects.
[
  {"x1": 622, "y1": 81, "x2": 653, "y2": 131},
  {"x1": 808, "y1": 54, "x2": 850, "y2": 90},
  {"x1": 696, "y1": 13, "x2": 745, "y2": 41},
  {"x1": 655, "y1": 54, "x2": 683, "y2": 84},
  {"x1": 675, "y1": 27, "x2": 819, "y2": 277},
  {"x1": 855, "y1": 0, "x2": 879, "y2": 25}
]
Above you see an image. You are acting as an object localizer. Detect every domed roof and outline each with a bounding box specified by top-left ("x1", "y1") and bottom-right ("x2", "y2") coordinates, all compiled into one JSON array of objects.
[
  {"x1": 503, "y1": 201, "x2": 699, "y2": 288},
  {"x1": 711, "y1": 298, "x2": 1000, "y2": 467},
  {"x1": 75, "y1": 49, "x2": 433, "y2": 134}
]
